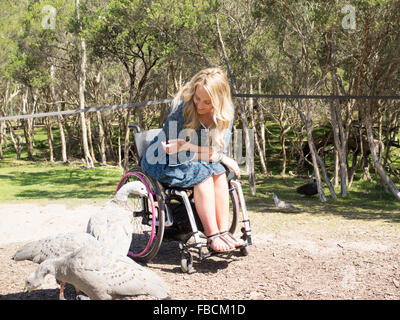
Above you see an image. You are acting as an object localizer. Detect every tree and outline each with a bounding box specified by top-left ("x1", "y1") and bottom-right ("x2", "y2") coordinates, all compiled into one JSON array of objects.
[
  {"x1": 75, "y1": 0, "x2": 94, "y2": 168},
  {"x1": 82, "y1": 0, "x2": 173, "y2": 171}
]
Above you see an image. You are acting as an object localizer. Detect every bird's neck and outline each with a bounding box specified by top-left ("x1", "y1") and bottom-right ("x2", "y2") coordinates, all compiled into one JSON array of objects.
[
  {"x1": 45, "y1": 257, "x2": 66, "y2": 279},
  {"x1": 113, "y1": 193, "x2": 129, "y2": 203},
  {"x1": 110, "y1": 197, "x2": 127, "y2": 208}
]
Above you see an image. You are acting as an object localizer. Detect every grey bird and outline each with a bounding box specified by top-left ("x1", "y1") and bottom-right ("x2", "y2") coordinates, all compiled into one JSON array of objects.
[
  {"x1": 13, "y1": 232, "x2": 102, "y2": 299},
  {"x1": 24, "y1": 246, "x2": 170, "y2": 300},
  {"x1": 86, "y1": 181, "x2": 147, "y2": 256},
  {"x1": 272, "y1": 193, "x2": 301, "y2": 212}
]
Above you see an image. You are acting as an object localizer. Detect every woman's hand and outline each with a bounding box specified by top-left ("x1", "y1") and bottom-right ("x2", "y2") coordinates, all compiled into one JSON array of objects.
[
  {"x1": 221, "y1": 155, "x2": 241, "y2": 178},
  {"x1": 161, "y1": 139, "x2": 190, "y2": 154}
]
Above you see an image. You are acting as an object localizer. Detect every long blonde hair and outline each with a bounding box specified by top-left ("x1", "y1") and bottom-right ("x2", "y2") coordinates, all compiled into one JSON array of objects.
[{"x1": 171, "y1": 67, "x2": 234, "y2": 152}]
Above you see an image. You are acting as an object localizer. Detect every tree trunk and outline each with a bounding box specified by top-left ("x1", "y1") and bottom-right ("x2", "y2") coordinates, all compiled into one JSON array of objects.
[
  {"x1": 257, "y1": 79, "x2": 267, "y2": 168},
  {"x1": 96, "y1": 111, "x2": 107, "y2": 165},
  {"x1": 104, "y1": 114, "x2": 115, "y2": 161},
  {"x1": 334, "y1": 149, "x2": 339, "y2": 187},
  {"x1": 92, "y1": 70, "x2": 107, "y2": 165},
  {"x1": 123, "y1": 65, "x2": 154, "y2": 172},
  {"x1": 86, "y1": 115, "x2": 97, "y2": 163},
  {"x1": 57, "y1": 109, "x2": 68, "y2": 164},
  {"x1": 377, "y1": 108, "x2": 384, "y2": 163},
  {"x1": 0, "y1": 120, "x2": 3, "y2": 159},
  {"x1": 118, "y1": 114, "x2": 123, "y2": 169},
  {"x1": 215, "y1": 13, "x2": 255, "y2": 195},
  {"x1": 16, "y1": 135, "x2": 23, "y2": 160},
  {"x1": 21, "y1": 87, "x2": 34, "y2": 160},
  {"x1": 50, "y1": 65, "x2": 68, "y2": 163},
  {"x1": 296, "y1": 99, "x2": 326, "y2": 202},
  {"x1": 0, "y1": 83, "x2": 9, "y2": 160},
  {"x1": 383, "y1": 110, "x2": 399, "y2": 168},
  {"x1": 348, "y1": 151, "x2": 359, "y2": 188},
  {"x1": 329, "y1": 99, "x2": 348, "y2": 197},
  {"x1": 45, "y1": 116, "x2": 54, "y2": 162},
  {"x1": 363, "y1": 101, "x2": 400, "y2": 200},
  {"x1": 64, "y1": 116, "x2": 74, "y2": 160},
  {"x1": 314, "y1": 145, "x2": 337, "y2": 199},
  {"x1": 76, "y1": 0, "x2": 93, "y2": 168},
  {"x1": 122, "y1": 98, "x2": 133, "y2": 173},
  {"x1": 6, "y1": 121, "x2": 19, "y2": 156},
  {"x1": 280, "y1": 128, "x2": 290, "y2": 176},
  {"x1": 330, "y1": 66, "x2": 350, "y2": 196},
  {"x1": 249, "y1": 80, "x2": 267, "y2": 174}
]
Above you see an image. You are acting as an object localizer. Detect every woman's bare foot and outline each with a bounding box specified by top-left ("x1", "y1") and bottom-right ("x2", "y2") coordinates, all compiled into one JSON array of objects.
[
  {"x1": 207, "y1": 233, "x2": 234, "y2": 252},
  {"x1": 221, "y1": 231, "x2": 245, "y2": 248}
]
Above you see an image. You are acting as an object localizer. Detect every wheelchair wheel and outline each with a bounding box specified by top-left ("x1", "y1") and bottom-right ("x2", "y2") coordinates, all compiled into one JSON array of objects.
[
  {"x1": 240, "y1": 245, "x2": 250, "y2": 256},
  {"x1": 116, "y1": 166, "x2": 165, "y2": 263},
  {"x1": 180, "y1": 252, "x2": 193, "y2": 273},
  {"x1": 228, "y1": 184, "x2": 240, "y2": 235}
]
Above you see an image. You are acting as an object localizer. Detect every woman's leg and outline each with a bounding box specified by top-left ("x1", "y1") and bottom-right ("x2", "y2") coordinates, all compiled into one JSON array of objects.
[
  {"x1": 213, "y1": 172, "x2": 231, "y2": 232},
  {"x1": 193, "y1": 175, "x2": 232, "y2": 252},
  {"x1": 213, "y1": 172, "x2": 244, "y2": 247}
]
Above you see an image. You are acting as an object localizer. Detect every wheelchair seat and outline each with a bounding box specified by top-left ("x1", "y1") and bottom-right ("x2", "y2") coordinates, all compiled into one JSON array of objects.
[{"x1": 130, "y1": 126, "x2": 162, "y2": 163}]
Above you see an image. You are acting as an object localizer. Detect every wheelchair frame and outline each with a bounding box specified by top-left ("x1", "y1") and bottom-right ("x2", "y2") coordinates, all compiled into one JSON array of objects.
[{"x1": 116, "y1": 124, "x2": 252, "y2": 272}]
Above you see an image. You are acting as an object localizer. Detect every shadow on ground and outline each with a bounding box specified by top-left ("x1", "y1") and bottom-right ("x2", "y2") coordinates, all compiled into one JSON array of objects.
[
  {"x1": 0, "y1": 284, "x2": 76, "y2": 300},
  {"x1": 144, "y1": 240, "x2": 244, "y2": 275}
]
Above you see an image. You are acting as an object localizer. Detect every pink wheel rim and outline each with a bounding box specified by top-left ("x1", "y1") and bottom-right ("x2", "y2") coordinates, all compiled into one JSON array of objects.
[{"x1": 116, "y1": 172, "x2": 157, "y2": 258}]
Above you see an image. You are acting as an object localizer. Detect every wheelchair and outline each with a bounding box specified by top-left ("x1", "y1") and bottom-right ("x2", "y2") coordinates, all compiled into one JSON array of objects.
[{"x1": 115, "y1": 124, "x2": 252, "y2": 273}]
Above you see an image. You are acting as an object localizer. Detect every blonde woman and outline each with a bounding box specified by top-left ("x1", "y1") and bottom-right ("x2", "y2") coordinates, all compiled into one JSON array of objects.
[{"x1": 141, "y1": 67, "x2": 243, "y2": 253}]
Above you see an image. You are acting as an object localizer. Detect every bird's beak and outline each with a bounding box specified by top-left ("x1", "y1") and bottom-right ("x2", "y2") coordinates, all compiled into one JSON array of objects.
[{"x1": 23, "y1": 286, "x2": 29, "y2": 293}]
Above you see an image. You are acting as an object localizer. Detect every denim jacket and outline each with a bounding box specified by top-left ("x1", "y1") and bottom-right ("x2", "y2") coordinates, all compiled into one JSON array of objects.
[{"x1": 144, "y1": 101, "x2": 234, "y2": 167}]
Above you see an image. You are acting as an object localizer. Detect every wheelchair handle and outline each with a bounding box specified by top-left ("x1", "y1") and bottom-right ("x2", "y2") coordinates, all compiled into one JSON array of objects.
[{"x1": 129, "y1": 124, "x2": 141, "y2": 133}]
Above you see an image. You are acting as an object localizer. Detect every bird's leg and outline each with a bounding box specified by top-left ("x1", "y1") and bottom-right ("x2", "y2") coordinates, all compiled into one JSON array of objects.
[
  {"x1": 74, "y1": 285, "x2": 81, "y2": 295},
  {"x1": 73, "y1": 285, "x2": 90, "y2": 300},
  {"x1": 59, "y1": 282, "x2": 66, "y2": 300}
]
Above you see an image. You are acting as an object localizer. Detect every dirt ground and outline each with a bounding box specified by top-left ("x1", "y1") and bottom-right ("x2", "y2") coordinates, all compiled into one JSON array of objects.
[{"x1": 0, "y1": 202, "x2": 400, "y2": 300}]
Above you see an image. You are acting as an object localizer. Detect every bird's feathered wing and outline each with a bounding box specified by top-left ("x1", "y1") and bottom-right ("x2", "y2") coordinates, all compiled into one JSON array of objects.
[
  {"x1": 13, "y1": 232, "x2": 99, "y2": 264},
  {"x1": 86, "y1": 207, "x2": 132, "y2": 256},
  {"x1": 62, "y1": 247, "x2": 169, "y2": 300}
]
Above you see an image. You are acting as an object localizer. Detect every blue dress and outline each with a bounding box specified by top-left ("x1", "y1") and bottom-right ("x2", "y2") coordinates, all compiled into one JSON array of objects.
[{"x1": 141, "y1": 101, "x2": 234, "y2": 188}]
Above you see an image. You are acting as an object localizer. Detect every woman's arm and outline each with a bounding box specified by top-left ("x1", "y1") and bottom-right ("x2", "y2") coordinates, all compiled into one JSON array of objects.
[
  {"x1": 221, "y1": 154, "x2": 240, "y2": 177},
  {"x1": 162, "y1": 139, "x2": 214, "y2": 161}
]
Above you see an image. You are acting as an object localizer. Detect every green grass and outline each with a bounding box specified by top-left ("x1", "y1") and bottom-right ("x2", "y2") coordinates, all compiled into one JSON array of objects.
[
  {"x1": 0, "y1": 159, "x2": 123, "y2": 203},
  {"x1": 239, "y1": 172, "x2": 400, "y2": 225}
]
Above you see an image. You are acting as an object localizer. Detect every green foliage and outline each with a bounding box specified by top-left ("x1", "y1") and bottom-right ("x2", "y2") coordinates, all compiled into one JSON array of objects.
[
  {"x1": 2, "y1": 0, "x2": 75, "y2": 87},
  {"x1": 82, "y1": 0, "x2": 172, "y2": 65}
]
